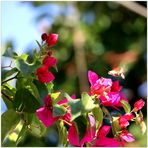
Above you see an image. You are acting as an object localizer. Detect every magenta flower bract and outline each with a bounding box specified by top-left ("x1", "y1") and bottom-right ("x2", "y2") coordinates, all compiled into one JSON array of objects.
[
  {"x1": 88, "y1": 70, "x2": 99, "y2": 85},
  {"x1": 111, "y1": 80, "x2": 122, "y2": 92},
  {"x1": 46, "y1": 34, "x2": 58, "y2": 47},
  {"x1": 36, "y1": 55, "x2": 58, "y2": 83},
  {"x1": 120, "y1": 130, "x2": 135, "y2": 144},
  {"x1": 58, "y1": 95, "x2": 76, "y2": 125},
  {"x1": 87, "y1": 70, "x2": 129, "y2": 108},
  {"x1": 43, "y1": 56, "x2": 57, "y2": 69},
  {"x1": 36, "y1": 95, "x2": 59, "y2": 127},
  {"x1": 94, "y1": 125, "x2": 121, "y2": 147},
  {"x1": 134, "y1": 99, "x2": 145, "y2": 112},
  {"x1": 68, "y1": 115, "x2": 95, "y2": 147},
  {"x1": 36, "y1": 66, "x2": 55, "y2": 83},
  {"x1": 88, "y1": 70, "x2": 112, "y2": 96},
  {"x1": 118, "y1": 113, "x2": 134, "y2": 128},
  {"x1": 100, "y1": 92, "x2": 120, "y2": 106}
]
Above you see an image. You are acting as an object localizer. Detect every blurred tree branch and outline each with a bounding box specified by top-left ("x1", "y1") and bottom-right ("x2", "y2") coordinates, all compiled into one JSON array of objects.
[
  {"x1": 117, "y1": 1, "x2": 147, "y2": 18},
  {"x1": 73, "y1": 29, "x2": 89, "y2": 92}
]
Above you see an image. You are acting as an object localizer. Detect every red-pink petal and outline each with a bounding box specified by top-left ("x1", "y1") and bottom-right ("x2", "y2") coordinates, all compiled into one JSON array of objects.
[
  {"x1": 100, "y1": 92, "x2": 120, "y2": 106},
  {"x1": 111, "y1": 80, "x2": 122, "y2": 92},
  {"x1": 68, "y1": 115, "x2": 95, "y2": 147},
  {"x1": 43, "y1": 95, "x2": 52, "y2": 106},
  {"x1": 58, "y1": 95, "x2": 76, "y2": 105},
  {"x1": 124, "y1": 113, "x2": 134, "y2": 120},
  {"x1": 62, "y1": 111, "x2": 71, "y2": 123},
  {"x1": 116, "y1": 93, "x2": 129, "y2": 107},
  {"x1": 71, "y1": 94, "x2": 76, "y2": 100},
  {"x1": 88, "y1": 70, "x2": 98, "y2": 85},
  {"x1": 37, "y1": 70, "x2": 55, "y2": 83},
  {"x1": 134, "y1": 99, "x2": 145, "y2": 112},
  {"x1": 58, "y1": 99, "x2": 68, "y2": 105},
  {"x1": 95, "y1": 137, "x2": 121, "y2": 147},
  {"x1": 120, "y1": 130, "x2": 135, "y2": 142},
  {"x1": 36, "y1": 65, "x2": 48, "y2": 74},
  {"x1": 89, "y1": 114, "x2": 95, "y2": 127},
  {"x1": 36, "y1": 107, "x2": 59, "y2": 128},
  {"x1": 80, "y1": 115, "x2": 95, "y2": 145},
  {"x1": 68, "y1": 123, "x2": 80, "y2": 146},
  {"x1": 46, "y1": 33, "x2": 58, "y2": 46},
  {"x1": 118, "y1": 117, "x2": 129, "y2": 128},
  {"x1": 43, "y1": 56, "x2": 57, "y2": 68},
  {"x1": 97, "y1": 125, "x2": 111, "y2": 137}
]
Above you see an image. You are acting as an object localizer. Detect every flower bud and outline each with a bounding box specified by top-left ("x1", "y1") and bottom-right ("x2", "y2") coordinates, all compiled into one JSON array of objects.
[
  {"x1": 46, "y1": 34, "x2": 58, "y2": 46},
  {"x1": 41, "y1": 33, "x2": 48, "y2": 41},
  {"x1": 134, "y1": 99, "x2": 145, "y2": 112}
]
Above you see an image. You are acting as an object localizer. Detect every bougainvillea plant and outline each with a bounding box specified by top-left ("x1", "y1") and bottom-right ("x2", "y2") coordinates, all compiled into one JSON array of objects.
[{"x1": 1, "y1": 33, "x2": 146, "y2": 147}]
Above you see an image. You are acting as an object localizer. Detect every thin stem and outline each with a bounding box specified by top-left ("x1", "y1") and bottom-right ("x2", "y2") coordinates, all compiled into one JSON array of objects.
[
  {"x1": 1, "y1": 71, "x2": 20, "y2": 85},
  {"x1": 1, "y1": 91, "x2": 13, "y2": 102},
  {"x1": 2, "y1": 61, "x2": 13, "y2": 69},
  {"x1": 63, "y1": 120, "x2": 72, "y2": 126}
]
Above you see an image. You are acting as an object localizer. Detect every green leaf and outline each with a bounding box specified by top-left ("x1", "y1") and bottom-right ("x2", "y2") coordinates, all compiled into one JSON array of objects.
[
  {"x1": 3, "y1": 83, "x2": 16, "y2": 93},
  {"x1": 13, "y1": 88, "x2": 40, "y2": 113},
  {"x1": 20, "y1": 54, "x2": 28, "y2": 61},
  {"x1": 36, "y1": 40, "x2": 45, "y2": 54},
  {"x1": 81, "y1": 92, "x2": 95, "y2": 112},
  {"x1": 74, "y1": 116, "x2": 87, "y2": 143},
  {"x1": 15, "y1": 58, "x2": 41, "y2": 77},
  {"x1": 2, "y1": 95, "x2": 13, "y2": 109},
  {"x1": 70, "y1": 100, "x2": 81, "y2": 121},
  {"x1": 111, "y1": 117, "x2": 121, "y2": 137},
  {"x1": 65, "y1": 93, "x2": 82, "y2": 121},
  {"x1": 2, "y1": 68, "x2": 18, "y2": 81},
  {"x1": 27, "y1": 114, "x2": 46, "y2": 137},
  {"x1": 51, "y1": 92, "x2": 61, "y2": 104},
  {"x1": 139, "y1": 110, "x2": 143, "y2": 118},
  {"x1": 33, "y1": 79, "x2": 48, "y2": 104},
  {"x1": 33, "y1": 48, "x2": 39, "y2": 58},
  {"x1": 53, "y1": 104, "x2": 67, "y2": 117},
  {"x1": 16, "y1": 74, "x2": 26, "y2": 89},
  {"x1": 140, "y1": 121, "x2": 146, "y2": 135},
  {"x1": 2, "y1": 120, "x2": 24, "y2": 147},
  {"x1": 2, "y1": 48, "x2": 18, "y2": 58},
  {"x1": 29, "y1": 82, "x2": 40, "y2": 100},
  {"x1": 51, "y1": 92, "x2": 61, "y2": 100},
  {"x1": 57, "y1": 120, "x2": 68, "y2": 146},
  {"x1": 135, "y1": 112, "x2": 146, "y2": 135},
  {"x1": 16, "y1": 77, "x2": 44, "y2": 104},
  {"x1": 120, "y1": 100, "x2": 131, "y2": 113},
  {"x1": 2, "y1": 84, "x2": 16, "y2": 109},
  {"x1": 46, "y1": 82, "x2": 54, "y2": 92},
  {"x1": 1, "y1": 110, "x2": 20, "y2": 142},
  {"x1": 15, "y1": 125, "x2": 27, "y2": 146},
  {"x1": 23, "y1": 113, "x2": 34, "y2": 125},
  {"x1": 92, "y1": 105, "x2": 103, "y2": 129}
]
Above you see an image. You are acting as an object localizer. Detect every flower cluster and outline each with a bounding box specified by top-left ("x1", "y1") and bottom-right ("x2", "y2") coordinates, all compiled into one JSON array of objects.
[
  {"x1": 1, "y1": 32, "x2": 146, "y2": 147},
  {"x1": 35, "y1": 33, "x2": 146, "y2": 147},
  {"x1": 36, "y1": 33, "x2": 58, "y2": 83},
  {"x1": 88, "y1": 70, "x2": 126, "y2": 107},
  {"x1": 41, "y1": 33, "x2": 58, "y2": 47}
]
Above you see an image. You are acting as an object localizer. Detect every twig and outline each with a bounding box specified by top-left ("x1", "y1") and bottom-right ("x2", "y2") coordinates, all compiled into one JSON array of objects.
[
  {"x1": 1, "y1": 91, "x2": 13, "y2": 102},
  {"x1": 2, "y1": 61, "x2": 13, "y2": 69},
  {"x1": 1, "y1": 71, "x2": 20, "y2": 85}
]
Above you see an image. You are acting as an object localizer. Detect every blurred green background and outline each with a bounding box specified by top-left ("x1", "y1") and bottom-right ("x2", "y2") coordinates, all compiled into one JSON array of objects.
[{"x1": 2, "y1": 1, "x2": 147, "y2": 147}]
